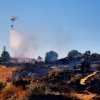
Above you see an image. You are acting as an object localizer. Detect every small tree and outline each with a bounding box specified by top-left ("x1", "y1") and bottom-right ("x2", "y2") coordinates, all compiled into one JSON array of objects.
[
  {"x1": 80, "y1": 61, "x2": 90, "y2": 72},
  {"x1": 45, "y1": 51, "x2": 58, "y2": 63},
  {"x1": 1, "y1": 51, "x2": 11, "y2": 62},
  {"x1": 12, "y1": 78, "x2": 31, "y2": 90},
  {"x1": 37, "y1": 56, "x2": 42, "y2": 60},
  {"x1": 0, "y1": 57, "x2": 2, "y2": 62},
  {"x1": 91, "y1": 53, "x2": 99, "y2": 57},
  {"x1": 96, "y1": 65, "x2": 100, "y2": 71},
  {"x1": 85, "y1": 51, "x2": 91, "y2": 55},
  {"x1": 73, "y1": 64, "x2": 77, "y2": 69},
  {"x1": 0, "y1": 82, "x2": 6, "y2": 91},
  {"x1": 67, "y1": 50, "x2": 79, "y2": 57},
  {"x1": 37, "y1": 56, "x2": 43, "y2": 62}
]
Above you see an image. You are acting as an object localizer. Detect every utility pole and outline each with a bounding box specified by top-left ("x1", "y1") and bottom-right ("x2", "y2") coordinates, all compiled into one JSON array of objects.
[{"x1": 3, "y1": 46, "x2": 6, "y2": 65}]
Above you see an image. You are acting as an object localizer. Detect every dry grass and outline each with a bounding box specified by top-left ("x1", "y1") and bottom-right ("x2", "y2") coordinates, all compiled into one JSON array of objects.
[
  {"x1": 0, "y1": 65, "x2": 98, "y2": 100},
  {"x1": 0, "y1": 81, "x2": 96, "y2": 100},
  {"x1": 26, "y1": 81, "x2": 78, "y2": 99},
  {"x1": 27, "y1": 84, "x2": 81, "y2": 100},
  {"x1": 46, "y1": 69, "x2": 62, "y2": 77},
  {"x1": 0, "y1": 66, "x2": 16, "y2": 83},
  {"x1": 71, "y1": 91, "x2": 96, "y2": 100},
  {"x1": 0, "y1": 84, "x2": 26, "y2": 100},
  {"x1": 0, "y1": 66, "x2": 26, "y2": 100}
]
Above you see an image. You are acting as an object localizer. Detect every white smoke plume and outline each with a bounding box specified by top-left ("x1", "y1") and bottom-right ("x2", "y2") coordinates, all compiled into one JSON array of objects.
[
  {"x1": 10, "y1": 28, "x2": 38, "y2": 58},
  {"x1": 10, "y1": 28, "x2": 22, "y2": 50}
]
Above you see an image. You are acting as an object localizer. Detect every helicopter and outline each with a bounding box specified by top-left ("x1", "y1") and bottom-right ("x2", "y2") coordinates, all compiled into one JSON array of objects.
[{"x1": 10, "y1": 16, "x2": 18, "y2": 28}]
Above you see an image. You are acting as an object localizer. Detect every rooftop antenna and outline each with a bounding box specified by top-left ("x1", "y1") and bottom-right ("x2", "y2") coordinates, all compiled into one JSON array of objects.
[{"x1": 4, "y1": 46, "x2": 6, "y2": 51}]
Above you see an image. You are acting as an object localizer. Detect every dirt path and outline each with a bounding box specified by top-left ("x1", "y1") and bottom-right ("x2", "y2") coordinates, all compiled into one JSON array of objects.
[
  {"x1": 75, "y1": 91, "x2": 96, "y2": 100},
  {"x1": 80, "y1": 71, "x2": 98, "y2": 85}
]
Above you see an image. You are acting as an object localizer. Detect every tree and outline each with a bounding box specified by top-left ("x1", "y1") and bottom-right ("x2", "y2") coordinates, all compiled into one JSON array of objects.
[
  {"x1": 37, "y1": 56, "x2": 43, "y2": 62},
  {"x1": 45, "y1": 51, "x2": 58, "y2": 63},
  {"x1": 37, "y1": 56, "x2": 43, "y2": 60},
  {"x1": 85, "y1": 51, "x2": 91, "y2": 55},
  {"x1": 67, "y1": 50, "x2": 79, "y2": 57},
  {"x1": 80, "y1": 60, "x2": 90, "y2": 72},
  {"x1": 96, "y1": 65, "x2": 100, "y2": 71},
  {"x1": 0, "y1": 57, "x2": 2, "y2": 62},
  {"x1": 91, "y1": 53, "x2": 99, "y2": 57},
  {"x1": 74, "y1": 64, "x2": 77, "y2": 69},
  {"x1": 1, "y1": 51, "x2": 11, "y2": 62}
]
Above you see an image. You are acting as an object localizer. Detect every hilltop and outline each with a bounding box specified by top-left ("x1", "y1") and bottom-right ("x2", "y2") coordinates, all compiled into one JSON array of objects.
[{"x1": 0, "y1": 52, "x2": 100, "y2": 100}]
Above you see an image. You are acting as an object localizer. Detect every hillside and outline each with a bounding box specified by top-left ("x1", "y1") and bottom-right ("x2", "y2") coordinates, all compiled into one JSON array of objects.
[
  {"x1": 0, "y1": 66, "x2": 16, "y2": 83},
  {"x1": 0, "y1": 56, "x2": 100, "y2": 100}
]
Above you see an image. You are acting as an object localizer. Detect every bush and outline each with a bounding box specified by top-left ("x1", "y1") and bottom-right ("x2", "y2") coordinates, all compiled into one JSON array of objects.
[
  {"x1": 12, "y1": 78, "x2": 31, "y2": 90},
  {"x1": 80, "y1": 61, "x2": 91, "y2": 72},
  {"x1": 67, "y1": 74, "x2": 82, "y2": 85},
  {"x1": 2, "y1": 85, "x2": 16, "y2": 95},
  {"x1": 96, "y1": 65, "x2": 100, "y2": 71},
  {"x1": 1, "y1": 85, "x2": 24, "y2": 100},
  {"x1": 0, "y1": 82, "x2": 6, "y2": 91},
  {"x1": 42, "y1": 69, "x2": 73, "y2": 85},
  {"x1": 32, "y1": 85, "x2": 51, "y2": 95}
]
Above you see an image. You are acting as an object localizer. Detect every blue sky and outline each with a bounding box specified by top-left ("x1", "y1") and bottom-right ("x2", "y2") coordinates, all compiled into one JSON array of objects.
[{"x1": 0, "y1": 0, "x2": 100, "y2": 59}]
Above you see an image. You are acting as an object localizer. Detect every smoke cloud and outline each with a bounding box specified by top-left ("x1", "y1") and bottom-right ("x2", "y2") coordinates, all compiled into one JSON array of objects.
[
  {"x1": 10, "y1": 29, "x2": 22, "y2": 50},
  {"x1": 10, "y1": 28, "x2": 38, "y2": 57}
]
